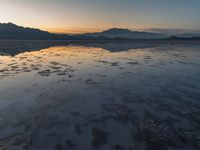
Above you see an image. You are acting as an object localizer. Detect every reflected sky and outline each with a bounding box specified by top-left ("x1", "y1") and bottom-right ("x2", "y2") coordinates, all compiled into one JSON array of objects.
[
  {"x1": 0, "y1": 44, "x2": 200, "y2": 149},
  {"x1": 0, "y1": 40, "x2": 161, "y2": 56},
  {"x1": 0, "y1": 43, "x2": 200, "y2": 80}
]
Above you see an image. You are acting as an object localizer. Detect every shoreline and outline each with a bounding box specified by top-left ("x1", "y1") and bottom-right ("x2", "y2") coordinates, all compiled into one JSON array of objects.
[{"x1": 0, "y1": 39, "x2": 200, "y2": 45}]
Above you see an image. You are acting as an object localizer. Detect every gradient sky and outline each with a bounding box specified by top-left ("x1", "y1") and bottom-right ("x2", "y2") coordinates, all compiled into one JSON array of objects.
[{"x1": 0, "y1": 0, "x2": 200, "y2": 34}]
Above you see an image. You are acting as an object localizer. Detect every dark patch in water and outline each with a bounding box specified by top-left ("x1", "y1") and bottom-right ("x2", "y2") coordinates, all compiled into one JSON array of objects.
[{"x1": 92, "y1": 127, "x2": 109, "y2": 148}]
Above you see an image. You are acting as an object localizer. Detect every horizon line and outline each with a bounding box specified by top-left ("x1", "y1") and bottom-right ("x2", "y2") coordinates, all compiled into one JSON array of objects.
[{"x1": 1, "y1": 22, "x2": 200, "y2": 35}]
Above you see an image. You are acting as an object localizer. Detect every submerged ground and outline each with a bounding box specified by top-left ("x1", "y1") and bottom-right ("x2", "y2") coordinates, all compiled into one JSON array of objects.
[{"x1": 0, "y1": 41, "x2": 200, "y2": 150}]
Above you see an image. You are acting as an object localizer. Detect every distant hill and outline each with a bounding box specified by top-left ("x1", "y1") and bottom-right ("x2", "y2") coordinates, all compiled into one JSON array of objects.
[
  {"x1": 0, "y1": 23, "x2": 71, "y2": 40},
  {"x1": 0, "y1": 23, "x2": 117, "y2": 40},
  {"x1": 178, "y1": 33, "x2": 200, "y2": 38},
  {"x1": 0, "y1": 23, "x2": 199, "y2": 40},
  {"x1": 83, "y1": 28, "x2": 168, "y2": 39},
  {"x1": 168, "y1": 36, "x2": 200, "y2": 40}
]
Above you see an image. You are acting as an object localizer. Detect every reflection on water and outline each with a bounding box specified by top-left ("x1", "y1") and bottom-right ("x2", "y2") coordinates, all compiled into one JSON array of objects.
[
  {"x1": 0, "y1": 41, "x2": 200, "y2": 150},
  {"x1": 1, "y1": 40, "x2": 196, "y2": 56}
]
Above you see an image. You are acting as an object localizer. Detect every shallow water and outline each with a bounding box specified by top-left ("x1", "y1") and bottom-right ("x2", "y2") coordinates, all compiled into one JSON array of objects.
[{"x1": 0, "y1": 41, "x2": 200, "y2": 150}]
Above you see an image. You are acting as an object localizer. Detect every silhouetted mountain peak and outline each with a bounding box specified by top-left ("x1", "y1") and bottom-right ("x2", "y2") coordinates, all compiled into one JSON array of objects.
[
  {"x1": 0, "y1": 23, "x2": 71, "y2": 40},
  {"x1": 102, "y1": 28, "x2": 132, "y2": 34},
  {"x1": 7, "y1": 22, "x2": 17, "y2": 26},
  {"x1": 0, "y1": 22, "x2": 16, "y2": 26},
  {"x1": 0, "y1": 22, "x2": 20, "y2": 30},
  {"x1": 85, "y1": 27, "x2": 167, "y2": 39}
]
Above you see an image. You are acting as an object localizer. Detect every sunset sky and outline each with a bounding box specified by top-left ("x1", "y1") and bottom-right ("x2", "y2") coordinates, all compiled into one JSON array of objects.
[{"x1": 0, "y1": 0, "x2": 200, "y2": 34}]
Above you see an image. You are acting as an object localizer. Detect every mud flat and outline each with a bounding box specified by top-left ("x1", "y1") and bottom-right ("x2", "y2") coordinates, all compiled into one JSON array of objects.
[{"x1": 0, "y1": 42, "x2": 200, "y2": 150}]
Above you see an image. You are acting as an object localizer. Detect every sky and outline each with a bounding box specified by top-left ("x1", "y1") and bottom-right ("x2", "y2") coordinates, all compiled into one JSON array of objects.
[{"x1": 0, "y1": 0, "x2": 200, "y2": 34}]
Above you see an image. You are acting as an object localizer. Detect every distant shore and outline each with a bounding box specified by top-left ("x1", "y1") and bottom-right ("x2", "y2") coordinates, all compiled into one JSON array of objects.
[
  {"x1": 65, "y1": 39, "x2": 200, "y2": 45},
  {"x1": 0, "y1": 39, "x2": 200, "y2": 45}
]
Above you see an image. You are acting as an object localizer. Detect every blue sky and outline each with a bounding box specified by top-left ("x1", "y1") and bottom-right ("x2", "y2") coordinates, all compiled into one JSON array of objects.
[{"x1": 0, "y1": 0, "x2": 199, "y2": 33}]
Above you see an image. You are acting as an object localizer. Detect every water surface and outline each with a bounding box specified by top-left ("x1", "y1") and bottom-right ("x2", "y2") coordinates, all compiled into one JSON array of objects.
[{"x1": 0, "y1": 41, "x2": 200, "y2": 150}]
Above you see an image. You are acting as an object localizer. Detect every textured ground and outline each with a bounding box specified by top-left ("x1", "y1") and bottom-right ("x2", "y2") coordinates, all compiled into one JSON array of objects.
[{"x1": 0, "y1": 42, "x2": 200, "y2": 150}]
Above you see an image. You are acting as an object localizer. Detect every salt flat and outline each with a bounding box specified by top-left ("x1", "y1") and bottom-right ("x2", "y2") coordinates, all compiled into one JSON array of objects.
[{"x1": 0, "y1": 41, "x2": 200, "y2": 150}]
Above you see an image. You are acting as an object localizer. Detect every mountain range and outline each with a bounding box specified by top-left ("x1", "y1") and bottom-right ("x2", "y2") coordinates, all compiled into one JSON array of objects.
[
  {"x1": 83, "y1": 28, "x2": 167, "y2": 39},
  {"x1": 0, "y1": 23, "x2": 199, "y2": 40},
  {"x1": 0, "y1": 23, "x2": 70, "y2": 40}
]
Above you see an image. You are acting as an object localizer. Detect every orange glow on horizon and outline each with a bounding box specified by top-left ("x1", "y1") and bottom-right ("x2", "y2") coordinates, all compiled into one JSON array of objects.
[
  {"x1": 19, "y1": 21, "x2": 181, "y2": 35},
  {"x1": 39, "y1": 23, "x2": 160, "y2": 34},
  {"x1": 41, "y1": 27, "x2": 102, "y2": 34}
]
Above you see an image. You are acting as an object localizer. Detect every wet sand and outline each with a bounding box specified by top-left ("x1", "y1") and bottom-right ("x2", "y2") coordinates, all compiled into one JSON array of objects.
[{"x1": 0, "y1": 42, "x2": 200, "y2": 150}]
